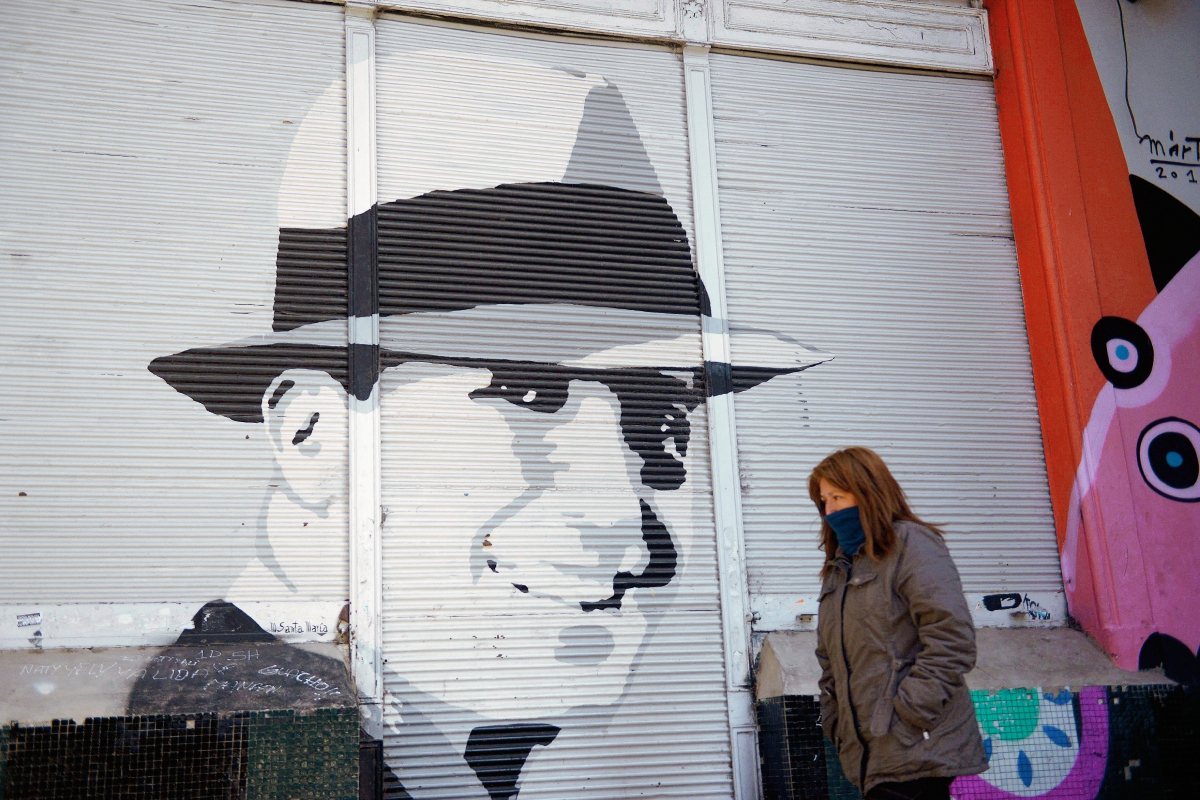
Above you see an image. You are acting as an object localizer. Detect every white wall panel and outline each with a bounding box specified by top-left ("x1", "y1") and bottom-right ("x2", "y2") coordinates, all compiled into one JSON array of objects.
[
  {"x1": 0, "y1": 0, "x2": 348, "y2": 644},
  {"x1": 708, "y1": 54, "x2": 1064, "y2": 632},
  {"x1": 710, "y1": 0, "x2": 993, "y2": 75},
  {"x1": 379, "y1": 0, "x2": 680, "y2": 41},
  {"x1": 369, "y1": 0, "x2": 993, "y2": 75},
  {"x1": 373, "y1": 18, "x2": 735, "y2": 799}
]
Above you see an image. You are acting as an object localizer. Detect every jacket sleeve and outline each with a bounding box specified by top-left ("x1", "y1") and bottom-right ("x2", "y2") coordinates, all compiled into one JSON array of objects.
[
  {"x1": 892, "y1": 525, "x2": 976, "y2": 733},
  {"x1": 815, "y1": 632, "x2": 839, "y2": 742}
]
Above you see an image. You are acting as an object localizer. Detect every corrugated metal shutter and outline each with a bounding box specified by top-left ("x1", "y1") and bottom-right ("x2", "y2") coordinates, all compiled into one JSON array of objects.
[
  {"x1": 0, "y1": 0, "x2": 348, "y2": 643},
  {"x1": 707, "y1": 54, "x2": 1062, "y2": 629},
  {"x1": 373, "y1": 18, "x2": 734, "y2": 799}
]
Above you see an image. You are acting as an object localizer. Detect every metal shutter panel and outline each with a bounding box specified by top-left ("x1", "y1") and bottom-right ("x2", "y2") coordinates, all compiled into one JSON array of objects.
[
  {"x1": 373, "y1": 18, "x2": 733, "y2": 799},
  {"x1": 0, "y1": 0, "x2": 347, "y2": 642},
  {"x1": 708, "y1": 53, "x2": 1063, "y2": 631}
]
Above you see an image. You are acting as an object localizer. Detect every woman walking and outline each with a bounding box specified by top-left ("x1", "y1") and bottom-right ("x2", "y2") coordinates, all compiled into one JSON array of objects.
[{"x1": 812, "y1": 447, "x2": 987, "y2": 800}]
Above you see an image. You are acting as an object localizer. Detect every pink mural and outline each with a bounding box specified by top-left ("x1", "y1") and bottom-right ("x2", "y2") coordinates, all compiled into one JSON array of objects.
[
  {"x1": 1065, "y1": 0, "x2": 1200, "y2": 680},
  {"x1": 1063, "y1": 249, "x2": 1200, "y2": 675}
]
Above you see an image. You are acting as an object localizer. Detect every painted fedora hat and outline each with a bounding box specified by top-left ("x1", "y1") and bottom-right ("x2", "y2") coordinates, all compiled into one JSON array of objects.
[{"x1": 149, "y1": 51, "x2": 831, "y2": 421}]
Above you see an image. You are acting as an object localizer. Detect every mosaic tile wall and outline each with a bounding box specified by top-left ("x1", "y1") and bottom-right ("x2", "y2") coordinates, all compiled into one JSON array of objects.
[
  {"x1": 0, "y1": 708, "x2": 358, "y2": 800},
  {"x1": 758, "y1": 685, "x2": 1199, "y2": 800}
]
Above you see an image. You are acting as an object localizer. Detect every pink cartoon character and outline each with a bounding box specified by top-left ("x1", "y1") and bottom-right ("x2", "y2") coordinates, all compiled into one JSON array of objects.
[{"x1": 1063, "y1": 178, "x2": 1200, "y2": 682}]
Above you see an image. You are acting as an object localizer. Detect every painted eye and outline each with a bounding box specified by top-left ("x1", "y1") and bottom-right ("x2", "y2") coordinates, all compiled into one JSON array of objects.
[
  {"x1": 1091, "y1": 317, "x2": 1154, "y2": 389},
  {"x1": 1105, "y1": 338, "x2": 1138, "y2": 373},
  {"x1": 1137, "y1": 418, "x2": 1200, "y2": 502},
  {"x1": 470, "y1": 369, "x2": 569, "y2": 414}
]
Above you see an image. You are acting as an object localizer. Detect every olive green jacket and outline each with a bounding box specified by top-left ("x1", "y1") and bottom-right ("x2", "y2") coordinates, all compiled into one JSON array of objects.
[{"x1": 815, "y1": 520, "x2": 988, "y2": 794}]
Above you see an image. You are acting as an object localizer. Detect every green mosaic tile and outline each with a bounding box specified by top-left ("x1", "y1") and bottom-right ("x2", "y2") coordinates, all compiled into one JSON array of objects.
[
  {"x1": 245, "y1": 708, "x2": 357, "y2": 800},
  {"x1": 1, "y1": 724, "x2": 9, "y2": 800}
]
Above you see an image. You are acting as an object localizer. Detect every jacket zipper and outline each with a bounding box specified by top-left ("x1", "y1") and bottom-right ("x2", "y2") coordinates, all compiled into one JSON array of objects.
[{"x1": 838, "y1": 565, "x2": 870, "y2": 791}]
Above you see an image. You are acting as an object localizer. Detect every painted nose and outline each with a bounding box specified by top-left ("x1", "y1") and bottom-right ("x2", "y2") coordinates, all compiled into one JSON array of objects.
[
  {"x1": 545, "y1": 382, "x2": 643, "y2": 528},
  {"x1": 487, "y1": 381, "x2": 648, "y2": 604}
]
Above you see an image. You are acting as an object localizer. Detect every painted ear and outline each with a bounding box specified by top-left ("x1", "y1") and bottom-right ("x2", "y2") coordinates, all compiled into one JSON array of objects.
[
  {"x1": 261, "y1": 369, "x2": 348, "y2": 506},
  {"x1": 1091, "y1": 316, "x2": 1154, "y2": 389},
  {"x1": 1129, "y1": 175, "x2": 1200, "y2": 291},
  {"x1": 261, "y1": 369, "x2": 346, "y2": 455}
]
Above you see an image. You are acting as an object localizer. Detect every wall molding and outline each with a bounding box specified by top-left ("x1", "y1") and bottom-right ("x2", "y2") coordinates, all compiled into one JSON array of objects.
[
  {"x1": 345, "y1": 2, "x2": 385, "y2": 736},
  {"x1": 751, "y1": 592, "x2": 1068, "y2": 633},
  {"x1": 0, "y1": 602, "x2": 346, "y2": 650},
  {"x1": 711, "y1": 0, "x2": 991, "y2": 73},
  {"x1": 361, "y1": 0, "x2": 992, "y2": 74},
  {"x1": 375, "y1": 0, "x2": 679, "y2": 39},
  {"x1": 683, "y1": 44, "x2": 761, "y2": 800}
]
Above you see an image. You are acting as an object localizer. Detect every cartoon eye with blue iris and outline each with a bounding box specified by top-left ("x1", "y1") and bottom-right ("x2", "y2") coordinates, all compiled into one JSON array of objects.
[
  {"x1": 1137, "y1": 418, "x2": 1200, "y2": 502},
  {"x1": 1107, "y1": 339, "x2": 1137, "y2": 371},
  {"x1": 1091, "y1": 316, "x2": 1154, "y2": 389}
]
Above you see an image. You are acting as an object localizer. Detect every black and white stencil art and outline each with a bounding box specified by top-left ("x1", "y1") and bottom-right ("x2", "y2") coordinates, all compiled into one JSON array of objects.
[{"x1": 151, "y1": 48, "x2": 830, "y2": 799}]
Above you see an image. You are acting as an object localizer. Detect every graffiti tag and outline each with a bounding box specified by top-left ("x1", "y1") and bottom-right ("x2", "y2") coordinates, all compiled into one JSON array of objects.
[
  {"x1": 268, "y1": 620, "x2": 329, "y2": 636},
  {"x1": 19, "y1": 662, "x2": 146, "y2": 680},
  {"x1": 258, "y1": 663, "x2": 341, "y2": 698},
  {"x1": 980, "y1": 593, "x2": 1052, "y2": 621},
  {"x1": 1140, "y1": 130, "x2": 1200, "y2": 185},
  {"x1": 203, "y1": 678, "x2": 278, "y2": 695},
  {"x1": 1023, "y1": 595, "x2": 1051, "y2": 621}
]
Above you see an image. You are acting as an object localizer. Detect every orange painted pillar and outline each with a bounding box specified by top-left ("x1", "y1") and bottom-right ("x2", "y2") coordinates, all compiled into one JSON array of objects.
[{"x1": 985, "y1": 0, "x2": 1160, "y2": 669}]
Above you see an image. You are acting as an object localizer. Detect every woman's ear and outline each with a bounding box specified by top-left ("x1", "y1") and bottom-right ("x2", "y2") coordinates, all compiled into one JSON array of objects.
[{"x1": 261, "y1": 369, "x2": 348, "y2": 506}]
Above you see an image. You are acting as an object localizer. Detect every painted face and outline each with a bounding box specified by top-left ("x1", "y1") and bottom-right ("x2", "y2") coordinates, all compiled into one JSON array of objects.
[
  {"x1": 263, "y1": 370, "x2": 350, "y2": 509},
  {"x1": 225, "y1": 369, "x2": 350, "y2": 602},
  {"x1": 378, "y1": 347, "x2": 699, "y2": 720}
]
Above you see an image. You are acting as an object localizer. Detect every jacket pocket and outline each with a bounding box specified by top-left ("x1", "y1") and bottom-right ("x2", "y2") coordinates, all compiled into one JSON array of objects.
[
  {"x1": 846, "y1": 572, "x2": 877, "y2": 588},
  {"x1": 890, "y1": 711, "x2": 926, "y2": 748},
  {"x1": 868, "y1": 657, "x2": 914, "y2": 739}
]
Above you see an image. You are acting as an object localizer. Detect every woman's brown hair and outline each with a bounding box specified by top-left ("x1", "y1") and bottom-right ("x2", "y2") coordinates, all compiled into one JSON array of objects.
[{"x1": 808, "y1": 446, "x2": 942, "y2": 573}]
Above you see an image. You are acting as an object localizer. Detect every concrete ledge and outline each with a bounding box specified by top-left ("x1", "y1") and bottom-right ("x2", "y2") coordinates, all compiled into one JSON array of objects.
[
  {"x1": 756, "y1": 630, "x2": 824, "y2": 700},
  {"x1": 755, "y1": 628, "x2": 1174, "y2": 701},
  {"x1": 0, "y1": 642, "x2": 353, "y2": 726}
]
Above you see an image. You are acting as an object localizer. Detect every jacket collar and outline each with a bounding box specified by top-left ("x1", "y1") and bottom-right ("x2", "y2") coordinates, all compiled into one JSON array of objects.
[{"x1": 833, "y1": 547, "x2": 882, "y2": 583}]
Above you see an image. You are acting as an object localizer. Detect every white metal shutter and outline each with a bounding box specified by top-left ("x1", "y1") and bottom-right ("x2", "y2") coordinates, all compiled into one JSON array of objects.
[
  {"x1": 373, "y1": 17, "x2": 733, "y2": 800},
  {"x1": 707, "y1": 54, "x2": 1064, "y2": 631},
  {"x1": 0, "y1": 0, "x2": 348, "y2": 645}
]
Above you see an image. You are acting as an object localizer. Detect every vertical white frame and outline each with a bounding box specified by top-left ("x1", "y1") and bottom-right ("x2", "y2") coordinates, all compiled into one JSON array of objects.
[
  {"x1": 684, "y1": 44, "x2": 761, "y2": 800},
  {"x1": 346, "y1": 1, "x2": 383, "y2": 738}
]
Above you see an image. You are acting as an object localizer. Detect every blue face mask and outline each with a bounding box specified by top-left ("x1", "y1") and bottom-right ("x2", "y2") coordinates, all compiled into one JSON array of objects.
[{"x1": 826, "y1": 506, "x2": 866, "y2": 557}]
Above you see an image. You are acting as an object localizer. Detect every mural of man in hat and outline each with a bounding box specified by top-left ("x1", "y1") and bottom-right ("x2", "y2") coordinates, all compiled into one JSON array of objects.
[{"x1": 150, "y1": 49, "x2": 829, "y2": 799}]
